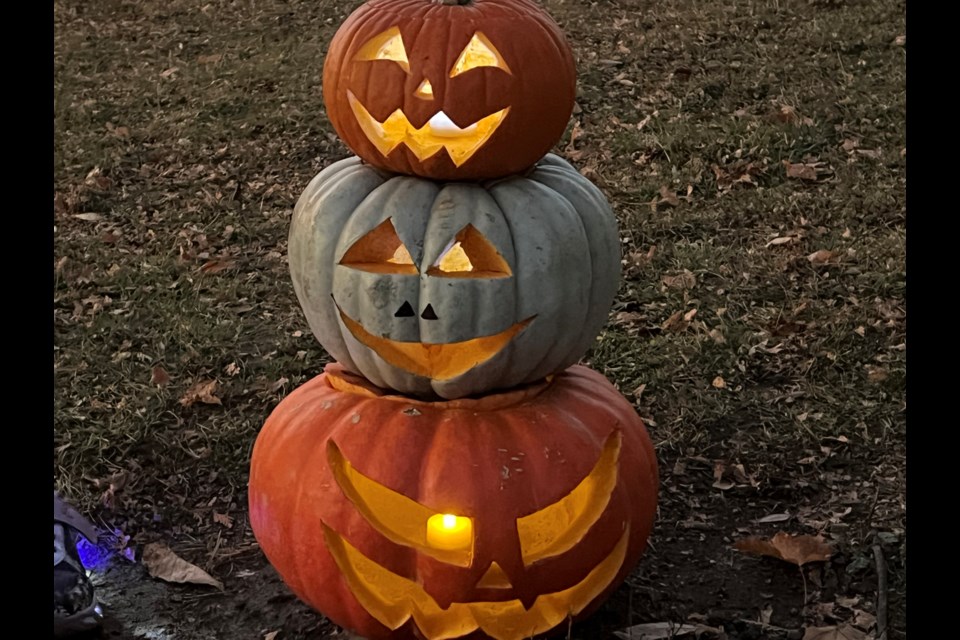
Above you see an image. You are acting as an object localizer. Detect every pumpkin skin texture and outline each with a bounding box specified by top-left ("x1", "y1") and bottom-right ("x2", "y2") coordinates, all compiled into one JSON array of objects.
[
  {"x1": 322, "y1": 0, "x2": 576, "y2": 180},
  {"x1": 249, "y1": 363, "x2": 658, "y2": 640},
  {"x1": 289, "y1": 153, "x2": 620, "y2": 400}
]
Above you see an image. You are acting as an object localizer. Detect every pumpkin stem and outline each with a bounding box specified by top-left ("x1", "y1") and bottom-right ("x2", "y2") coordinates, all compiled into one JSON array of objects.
[{"x1": 434, "y1": 0, "x2": 471, "y2": 5}]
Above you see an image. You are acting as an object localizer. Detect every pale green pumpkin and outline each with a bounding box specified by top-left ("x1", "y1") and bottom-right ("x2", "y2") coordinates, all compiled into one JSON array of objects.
[{"x1": 289, "y1": 153, "x2": 620, "y2": 399}]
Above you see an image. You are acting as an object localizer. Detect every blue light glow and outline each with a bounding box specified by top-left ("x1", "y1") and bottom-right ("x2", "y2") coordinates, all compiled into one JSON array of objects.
[{"x1": 75, "y1": 528, "x2": 134, "y2": 572}]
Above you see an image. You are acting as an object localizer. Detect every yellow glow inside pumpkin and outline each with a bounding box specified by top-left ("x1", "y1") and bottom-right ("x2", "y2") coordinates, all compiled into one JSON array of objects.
[
  {"x1": 327, "y1": 441, "x2": 474, "y2": 566},
  {"x1": 415, "y1": 78, "x2": 434, "y2": 100},
  {"x1": 322, "y1": 522, "x2": 630, "y2": 639},
  {"x1": 389, "y1": 244, "x2": 415, "y2": 266},
  {"x1": 347, "y1": 92, "x2": 509, "y2": 167},
  {"x1": 336, "y1": 305, "x2": 534, "y2": 380},
  {"x1": 516, "y1": 432, "x2": 622, "y2": 566},
  {"x1": 355, "y1": 26, "x2": 410, "y2": 73},
  {"x1": 426, "y1": 513, "x2": 473, "y2": 551},
  {"x1": 322, "y1": 433, "x2": 631, "y2": 639},
  {"x1": 339, "y1": 218, "x2": 417, "y2": 275},
  {"x1": 427, "y1": 225, "x2": 512, "y2": 278},
  {"x1": 450, "y1": 32, "x2": 513, "y2": 77},
  {"x1": 436, "y1": 242, "x2": 473, "y2": 273}
]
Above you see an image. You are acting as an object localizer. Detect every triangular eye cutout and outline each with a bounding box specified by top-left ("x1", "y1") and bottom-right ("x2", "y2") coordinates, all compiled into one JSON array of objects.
[
  {"x1": 449, "y1": 32, "x2": 512, "y2": 77},
  {"x1": 340, "y1": 219, "x2": 418, "y2": 275},
  {"x1": 354, "y1": 26, "x2": 410, "y2": 73},
  {"x1": 427, "y1": 225, "x2": 511, "y2": 278}
]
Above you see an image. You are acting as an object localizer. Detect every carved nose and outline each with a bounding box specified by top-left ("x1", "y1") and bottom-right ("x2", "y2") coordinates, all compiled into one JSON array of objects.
[
  {"x1": 394, "y1": 301, "x2": 415, "y2": 318},
  {"x1": 475, "y1": 561, "x2": 513, "y2": 589},
  {"x1": 421, "y1": 304, "x2": 438, "y2": 320},
  {"x1": 415, "y1": 78, "x2": 434, "y2": 100}
]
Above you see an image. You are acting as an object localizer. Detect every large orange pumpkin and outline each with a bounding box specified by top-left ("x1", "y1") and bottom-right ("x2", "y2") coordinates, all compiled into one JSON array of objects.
[
  {"x1": 249, "y1": 364, "x2": 658, "y2": 640},
  {"x1": 322, "y1": 0, "x2": 577, "y2": 181}
]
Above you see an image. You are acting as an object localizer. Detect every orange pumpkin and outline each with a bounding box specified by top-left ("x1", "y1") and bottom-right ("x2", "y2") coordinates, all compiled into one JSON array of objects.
[
  {"x1": 322, "y1": 0, "x2": 577, "y2": 181},
  {"x1": 249, "y1": 363, "x2": 658, "y2": 640}
]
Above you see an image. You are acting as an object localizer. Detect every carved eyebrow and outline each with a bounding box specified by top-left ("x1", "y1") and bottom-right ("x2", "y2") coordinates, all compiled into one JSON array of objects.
[
  {"x1": 327, "y1": 440, "x2": 473, "y2": 567},
  {"x1": 516, "y1": 432, "x2": 622, "y2": 566}
]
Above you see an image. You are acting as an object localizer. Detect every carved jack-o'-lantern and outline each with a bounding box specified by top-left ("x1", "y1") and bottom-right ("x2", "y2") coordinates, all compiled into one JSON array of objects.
[
  {"x1": 322, "y1": 0, "x2": 577, "y2": 180},
  {"x1": 249, "y1": 363, "x2": 658, "y2": 640},
  {"x1": 289, "y1": 153, "x2": 620, "y2": 399}
]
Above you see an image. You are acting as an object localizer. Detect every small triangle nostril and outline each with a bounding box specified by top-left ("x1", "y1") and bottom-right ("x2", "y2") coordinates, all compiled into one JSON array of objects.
[
  {"x1": 421, "y1": 304, "x2": 438, "y2": 320},
  {"x1": 394, "y1": 301, "x2": 416, "y2": 318}
]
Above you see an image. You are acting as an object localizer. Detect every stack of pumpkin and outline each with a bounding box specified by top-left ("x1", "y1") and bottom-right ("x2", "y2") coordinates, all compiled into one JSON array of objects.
[{"x1": 249, "y1": 0, "x2": 659, "y2": 638}]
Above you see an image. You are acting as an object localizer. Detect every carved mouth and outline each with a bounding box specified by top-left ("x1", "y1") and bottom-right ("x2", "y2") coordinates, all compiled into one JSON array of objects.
[
  {"x1": 347, "y1": 91, "x2": 509, "y2": 167},
  {"x1": 337, "y1": 305, "x2": 533, "y2": 380},
  {"x1": 322, "y1": 523, "x2": 629, "y2": 639}
]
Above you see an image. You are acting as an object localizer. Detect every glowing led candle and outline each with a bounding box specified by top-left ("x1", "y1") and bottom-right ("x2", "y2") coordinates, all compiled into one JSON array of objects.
[{"x1": 426, "y1": 513, "x2": 472, "y2": 550}]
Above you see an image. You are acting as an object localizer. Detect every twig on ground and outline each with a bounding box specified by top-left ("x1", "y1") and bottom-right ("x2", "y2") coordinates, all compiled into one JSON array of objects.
[{"x1": 872, "y1": 544, "x2": 888, "y2": 640}]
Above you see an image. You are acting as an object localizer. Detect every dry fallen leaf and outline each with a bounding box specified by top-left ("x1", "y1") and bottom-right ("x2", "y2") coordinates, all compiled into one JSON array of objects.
[
  {"x1": 73, "y1": 212, "x2": 104, "y2": 222},
  {"x1": 760, "y1": 603, "x2": 773, "y2": 625},
  {"x1": 197, "y1": 53, "x2": 223, "y2": 64},
  {"x1": 808, "y1": 249, "x2": 839, "y2": 265},
  {"x1": 851, "y1": 609, "x2": 876, "y2": 630},
  {"x1": 756, "y1": 512, "x2": 791, "y2": 524},
  {"x1": 773, "y1": 105, "x2": 814, "y2": 126},
  {"x1": 615, "y1": 311, "x2": 646, "y2": 326},
  {"x1": 784, "y1": 161, "x2": 820, "y2": 181},
  {"x1": 92, "y1": 470, "x2": 130, "y2": 509},
  {"x1": 199, "y1": 258, "x2": 236, "y2": 274},
  {"x1": 179, "y1": 379, "x2": 222, "y2": 407},
  {"x1": 142, "y1": 543, "x2": 224, "y2": 590},
  {"x1": 213, "y1": 512, "x2": 234, "y2": 529},
  {"x1": 564, "y1": 120, "x2": 585, "y2": 160},
  {"x1": 802, "y1": 624, "x2": 868, "y2": 640},
  {"x1": 662, "y1": 269, "x2": 697, "y2": 290},
  {"x1": 627, "y1": 245, "x2": 657, "y2": 269},
  {"x1": 264, "y1": 632, "x2": 280, "y2": 640},
  {"x1": 865, "y1": 365, "x2": 889, "y2": 383},
  {"x1": 658, "y1": 185, "x2": 681, "y2": 208},
  {"x1": 712, "y1": 161, "x2": 762, "y2": 191},
  {"x1": 766, "y1": 235, "x2": 797, "y2": 247},
  {"x1": 662, "y1": 308, "x2": 697, "y2": 332},
  {"x1": 734, "y1": 531, "x2": 833, "y2": 566},
  {"x1": 712, "y1": 376, "x2": 726, "y2": 389},
  {"x1": 151, "y1": 365, "x2": 171, "y2": 387}
]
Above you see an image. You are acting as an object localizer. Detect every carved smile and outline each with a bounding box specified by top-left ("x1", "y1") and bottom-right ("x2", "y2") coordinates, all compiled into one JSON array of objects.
[
  {"x1": 337, "y1": 305, "x2": 533, "y2": 380},
  {"x1": 347, "y1": 91, "x2": 509, "y2": 167},
  {"x1": 322, "y1": 523, "x2": 629, "y2": 640}
]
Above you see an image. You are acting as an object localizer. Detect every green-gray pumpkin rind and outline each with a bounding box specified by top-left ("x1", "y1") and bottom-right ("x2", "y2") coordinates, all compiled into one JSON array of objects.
[{"x1": 289, "y1": 153, "x2": 620, "y2": 399}]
